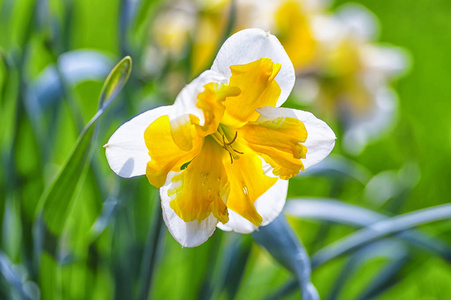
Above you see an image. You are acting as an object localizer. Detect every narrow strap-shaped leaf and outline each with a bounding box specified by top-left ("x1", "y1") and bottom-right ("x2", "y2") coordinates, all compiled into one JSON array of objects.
[
  {"x1": 285, "y1": 198, "x2": 384, "y2": 226},
  {"x1": 328, "y1": 239, "x2": 409, "y2": 300},
  {"x1": 356, "y1": 254, "x2": 409, "y2": 300},
  {"x1": 298, "y1": 155, "x2": 372, "y2": 184},
  {"x1": 217, "y1": 235, "x2": 252, "y2": 299},
  {"x1": 311, "y1": 203, "x2": 451, "y2": 269},
  {"x1": 252, "y1": 215, "x2": 319, "y2": 300},
  {"x1": 137, "y1": 196, "x2": 165, "y2": 300},
  {"x1": 0, "y1": 249, "x2": 39, "y2": 300},
  {"x1": 277, "y1": 202, "x2": 451, "y2": 298},
  {"x1": 35, "y1": 56, "x2": 132, "y2": 236},
  {"x1": 285, "y1": 199, "x2": 451, "y2": 261}
]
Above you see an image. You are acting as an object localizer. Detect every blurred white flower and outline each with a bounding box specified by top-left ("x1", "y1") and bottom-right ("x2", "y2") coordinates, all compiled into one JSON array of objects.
[
  {"x1": 147, "y1": 0, "x2": 409, "y2": 154},
  {"x1": 302, "y1": 4, "x2": 409, "y2": 154}
]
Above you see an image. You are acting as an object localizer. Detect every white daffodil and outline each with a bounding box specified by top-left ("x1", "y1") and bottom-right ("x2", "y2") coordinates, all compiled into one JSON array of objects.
[
  {"x1": 105, "y1": 29, "x2": 336, "y2": 247},
  {"x1": 297, "y1": 4, "x2": 408, "y2": 154}
]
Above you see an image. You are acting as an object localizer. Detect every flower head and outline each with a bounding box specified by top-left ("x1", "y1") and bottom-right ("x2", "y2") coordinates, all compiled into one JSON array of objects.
[{"x1": 105, "y1": 29, "x2": 335, "y2": 247}]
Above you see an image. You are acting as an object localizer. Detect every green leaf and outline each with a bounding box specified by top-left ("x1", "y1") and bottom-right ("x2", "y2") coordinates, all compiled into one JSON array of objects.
[
  {"x1": 285, "y1": 199, "x2": 451, "y2": 262},
  {"x1": 35, "y1": 56, "x2": 132, "y2": 236},
  {"x1": 356, "y1": 254, "x2": 409, "y2": 300},
  {"x1": 137, "y1": 197, "x2": 165, "y2": 300},
  {"x1": 329, "y1": 239, "x2": 409, "y2": 299},
  {"x1": 310, "y1": 203, "x2": 451, "y2": 269},
  {"x1": 216, "y1": 235, "x2": 252, "y2": 299},
  {"x1": 275, "y1": 201, "x2": 451, "y2": 298},
  {"x1": 252, "y1": 215, "x2": 319, "y2": 300},
  {"x1": 0, "y1": 249, "x2": 39, "y2": 300},
  {"x1": 298, "y1": 155, "x2": 372, "y2": 184}
]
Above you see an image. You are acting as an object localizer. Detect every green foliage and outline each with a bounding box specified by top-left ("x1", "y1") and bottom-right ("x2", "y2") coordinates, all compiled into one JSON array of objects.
[
  {"x1": 0, "y1": 0, "x2": 450, "y2": 299},
  {"x1": 37, "y1": 56, "x2": 132, "y2": 236}
]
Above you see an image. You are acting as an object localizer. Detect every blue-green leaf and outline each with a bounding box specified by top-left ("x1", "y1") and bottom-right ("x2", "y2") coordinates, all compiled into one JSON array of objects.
[
  {"x1": 299, "y1": 155, "x2": 372, "y2": 184},
  {"x1": 310, "y1": 203, "x2": 451, "y2": 269},
  {"x1": 285, "y1": 199, "x2": 451, "y2": 262},
  {"x1": 328, "y1": 239, "x2": 409, "y2": 299},
  {"x1": 252, "y1": 215, "x2": 318, "y2": 300},
  {"x1": 0, "y1": 249, "x2": 40, "y2": 300},
  {"x1": 217, "y1": 235, "x2": 252, "y2": 299}
]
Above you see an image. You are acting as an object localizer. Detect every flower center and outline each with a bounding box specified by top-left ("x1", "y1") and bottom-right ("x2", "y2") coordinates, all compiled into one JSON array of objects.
[{"x1": 210, "y1": 127, "x2": 243, "y2": 164}]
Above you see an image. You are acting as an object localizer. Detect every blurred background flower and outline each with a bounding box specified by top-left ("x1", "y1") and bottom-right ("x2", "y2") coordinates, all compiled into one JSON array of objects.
[
  {"x1": 151, "y1": 0, "x2": 409, "y2": 154},
  {"x1": 1, "y1": 0, "x2": 451, "y2": 299}
]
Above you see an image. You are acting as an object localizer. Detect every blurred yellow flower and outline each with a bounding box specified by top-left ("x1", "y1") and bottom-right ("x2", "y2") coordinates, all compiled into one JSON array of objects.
[
  {"x1": 189, "y1": 0, "x2": 322, "y2": 75},
  {"x1": 105, "y1": 29, "x2": 335, "y2": 247}
]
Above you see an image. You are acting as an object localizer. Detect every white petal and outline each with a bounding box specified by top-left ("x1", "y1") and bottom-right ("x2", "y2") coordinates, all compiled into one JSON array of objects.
[
  {"x1": 361, "y1": 45, "x2": 409, "y2": 77},
  {"x1": 256, "y1": 106, "x2": 336, "y2": 169},
  {"x1": 257, "y1": 178, "x2": 288, "y2": 226},
  {"x1": 170, "y1": 70, "x2": 227, "y2": 127},
  {"x1": 160, "y1": 171, "x2": 218, "y2": 247},
  {"x1": 211, "y1": 28, "x2": 295, "y2": 107},
  {"x1": 336, "y1": 3, "x2": 378, "y2": 41},
  {"x1": 312, "y1": 15, "x2": 346, "y2": 48},
  {"x1": 105, "y1": 106, "x2": 173, "y2": 178},
  {"x1": 217, "y1": 178, "x2": 289, "y2": 233},
  {"x1": 217, "y1": 210, "x2": 255, "y2": 233}
]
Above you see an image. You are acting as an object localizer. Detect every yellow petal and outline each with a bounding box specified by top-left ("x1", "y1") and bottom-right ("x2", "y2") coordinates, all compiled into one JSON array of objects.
[
  {"x1": 223, "y1": 145, "x2": 278, "y2": 226},
  {"x1": 169, "y1": 136, "x2": 229, "y2": 224},
  {"x1": 170, "y1": 114, "x2": 196, "y2": 152},
  {"x1": 194, "y1": 82, "x2": 241, "y2": 136},
  {"x1": 144, "y1": 115, "x2": 201, "y2": 188},
  {"x1": 171, "y1": 82, "x2": 240, "y2": 151},
  {"x1": 240, "y1": 115, "x2": 308, "y2": 180},
  {"x1": 275, "y1": 0, "x2": 316, "y2": 70},
  {"x1": 222, "y1": 58, "x2": 281, "y2": 127}
]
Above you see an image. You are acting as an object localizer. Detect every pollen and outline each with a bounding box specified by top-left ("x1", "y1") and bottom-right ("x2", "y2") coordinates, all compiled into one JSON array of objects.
[{"x1": 243, "y1": 186, "x2": 249, "y2": 195}]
